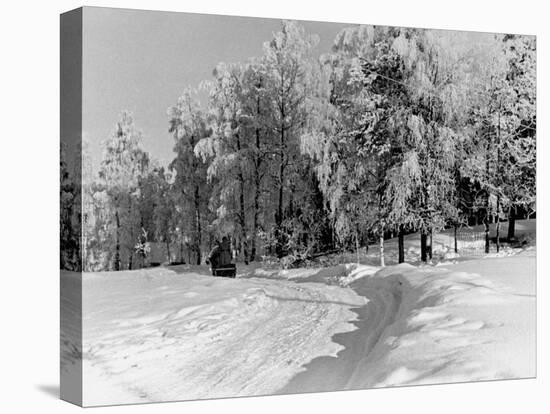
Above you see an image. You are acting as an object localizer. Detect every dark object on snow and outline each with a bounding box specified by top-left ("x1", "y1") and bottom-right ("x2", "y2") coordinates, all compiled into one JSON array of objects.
[
  {"x1": 207, "y1": 236, "x2": 236, "y2": 278},
  {"x1": 213, "y1": 263, "x2": 236, "y2": 278}
]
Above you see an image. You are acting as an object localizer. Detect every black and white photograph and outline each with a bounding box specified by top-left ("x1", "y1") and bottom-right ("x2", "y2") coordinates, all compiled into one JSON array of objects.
[{"x1": 57, "y1": 3, "x2": 537, "y2": 409}]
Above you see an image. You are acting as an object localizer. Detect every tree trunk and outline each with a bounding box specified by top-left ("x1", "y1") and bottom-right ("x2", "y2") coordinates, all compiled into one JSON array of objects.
[
  {"x1": 275, "y1": 184, "x2": 284, "y2": 259},
  {"x1": 496, "y1": 221, "x2": 501, "y2": 252},
  {"x1": 484, "y1": 219, "x2": 490, "y2": 254},
  {"x1": 114, "y1": 209, "x2": 121, "y2": 271},
  {"x1": 250, "y1": 83, "x2": 263, "y2": 263},
  {"x1": 194, "y1": 185, "x2": 202, "y2": 265},
  {"x1": 127, "y1": 201, "x2": 133, "y2": 270},
  {"x1": 454, "y1": 225, "x2": 458, "y2": 253},
  {"x1": 420, "y1": 230, "x2": 427, "y2": 262},
  {"x1": 355, "y1": 230, "x2": 360, "y2": 265},
  {"x1": 496, "y1": 195, "x2": 501, "y2": 253},
  {"x1": 496, "y1": 104, "x2": 502, "y2": 253},
  {"x1": 251, "y1": 175, "x2": 260, "y2": 261},
  {"x1": 166, "y1": 240, "x2": 171, "y2": 264},
  {"x1": 235, "y1": 132, "x2": 248, "y2": 264},
  {"x1": 379, "y1": 235, "x2": 385, "y2": 267},
  {"x1": 275, "y1": 137, "x2": 285, "y2": 259},
  {"x1": 428, "y1": 228, "x2": 433, "y2": 260},
  {"x1": 275, "y1": 85, "x2": 287, "y2": 259},
  {"x1": 484, "y1": 188, "x2": 490, "y2": 254},
  {"x1": 484, "y1": 123, "x2": 491, "y2": 255},
  {"x1": 507, "y1": 207, "x2": 516, "y2": 241},
  {"x1": 398, "y1": 228, "x2": 405, "y2": 263}
]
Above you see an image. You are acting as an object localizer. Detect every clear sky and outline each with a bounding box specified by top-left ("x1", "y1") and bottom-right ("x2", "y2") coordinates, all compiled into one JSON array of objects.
[{"x1": 82, "y1": 7, "x2": 349, "y2": 171}]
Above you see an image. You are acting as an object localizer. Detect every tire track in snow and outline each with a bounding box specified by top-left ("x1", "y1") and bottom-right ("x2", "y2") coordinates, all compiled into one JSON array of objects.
[
  {"x1": 82, "y1": 273, "x2": 365, "y2": 404},
  {"x1": 343, "y1": 278, "x2": 404, "y2": 388},
  {"x1": 190, "y1": 279, "x2": 359, "y2": 398}
]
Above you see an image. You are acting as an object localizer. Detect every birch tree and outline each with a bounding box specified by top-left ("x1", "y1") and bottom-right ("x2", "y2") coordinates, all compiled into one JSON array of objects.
[
  {"x1": 262, "y1": 20, "x2": 319, "y2": 258},
  {"x1": 168, "y1": 89, "x2": 212, "y2": 264},
  {"x1": 195, "y1": 62, "x2": 252, "y2": 262}
]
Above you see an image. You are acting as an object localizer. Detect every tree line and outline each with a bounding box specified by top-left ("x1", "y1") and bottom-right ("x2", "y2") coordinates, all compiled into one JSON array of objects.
[{"x1": 60, "y1": 22, "x2": 536, "y2": 272}]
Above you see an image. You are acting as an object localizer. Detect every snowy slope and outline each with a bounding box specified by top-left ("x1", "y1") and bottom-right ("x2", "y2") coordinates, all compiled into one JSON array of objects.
[
  {"x1": 78, "y1": 266, "x2": 366, "y2": 405},
  {"x1": 60, "y1": 219, "x2": 536, "y2": 406},
  {"x1": 258, "y1": 251, "x2": 535, "y2": 394},
  {"x1": 292, "y1": 253, "x2": 535, "y2": 391}
]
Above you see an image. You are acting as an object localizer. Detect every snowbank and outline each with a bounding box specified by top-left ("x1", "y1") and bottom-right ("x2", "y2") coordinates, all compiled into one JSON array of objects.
[
  {"x1": 266, "y1": 252, "x2": 534, "y2": 395},
  {"x1": 346, "y1": 254, "x2": 535, "y2": 389}
]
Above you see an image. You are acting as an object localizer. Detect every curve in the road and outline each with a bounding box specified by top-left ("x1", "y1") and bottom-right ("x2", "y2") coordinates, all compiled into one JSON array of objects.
[{"x1": 277, "y1": 273, "x2": 406, "y2": 394}]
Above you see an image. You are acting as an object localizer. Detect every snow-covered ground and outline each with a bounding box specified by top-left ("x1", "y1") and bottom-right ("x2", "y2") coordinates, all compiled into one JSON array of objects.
[{"x1": 60, "y1": 220, "x2": 536, "y2": 406}]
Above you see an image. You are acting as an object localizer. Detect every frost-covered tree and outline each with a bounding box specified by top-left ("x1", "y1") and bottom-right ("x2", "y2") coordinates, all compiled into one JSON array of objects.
[
  {"x1": 239, "y1": 59, "x2": 271, "y2": 260},
  {"x1": 195, "y1": 62, "x2": 252, "y2": 262},
  {"x1": 498, "y1": 35, "x2": 536, "y2": 241},
  {"x1": 168, "y1": 89, "x2": 212, "y2": 265},
  {"x1": 262, "y1": 21, "x2": 320, "y2": 258},
  {"x1": 145, "y1": 166, "x2": 176, "y2": 261},
  {"x1": 389, "y1": 29, "x2": 475, "y2": 261},
  {"x1": 464, "y1": 34, "x2": 536, "y2": 251},
  {"x1": 60, "y1": 142, "x2": 81, "y2": 271},
  {"x1": 81, "y1": 138, "x2": 110, "y2": 271},
  {"x1": 98, "y1": 111, "x2": 150, "y2": 270},
  {"x1": 303, "y1": 26, "x2": 480, "y2": 264},
  {"x1": 302, "y1": 26, "x2": 387, "y2": 265},
  {"x1": 137, "y1": 161, "x2": 170, "y2": 243}
]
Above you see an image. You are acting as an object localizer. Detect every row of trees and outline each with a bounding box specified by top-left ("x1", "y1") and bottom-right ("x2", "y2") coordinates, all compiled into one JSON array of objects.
[
  {"x1": 60, "y1": 21, "x2": 535, "y2": 272},
  {"x1": 303, "y1": 27, "x2": 536, "y2": 264}
]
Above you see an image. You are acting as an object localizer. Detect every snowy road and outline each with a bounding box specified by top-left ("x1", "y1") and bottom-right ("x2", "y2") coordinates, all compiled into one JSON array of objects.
[{"x1": 278, "y1": 270, "x2": 403, "y2": 393}]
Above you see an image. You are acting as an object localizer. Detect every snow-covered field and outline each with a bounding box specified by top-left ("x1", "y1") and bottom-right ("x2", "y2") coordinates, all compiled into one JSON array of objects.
[{"x1": 61, "y1": 220, "x2": 536, "y2": 407}]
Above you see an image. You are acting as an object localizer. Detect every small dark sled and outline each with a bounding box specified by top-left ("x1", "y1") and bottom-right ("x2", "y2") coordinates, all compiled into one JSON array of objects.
[{"x1": 213, "y1": 264, "x2": 236, "y2": 278}]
